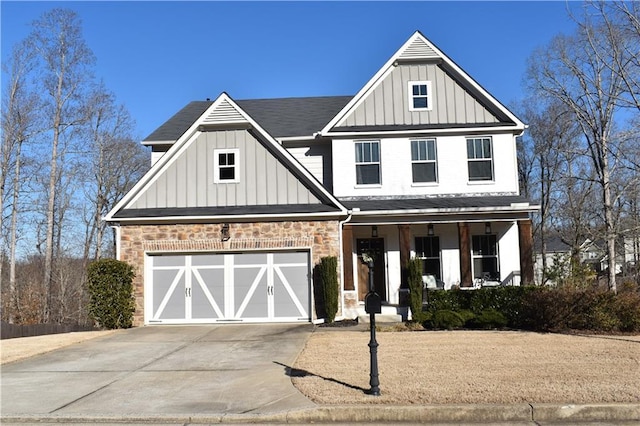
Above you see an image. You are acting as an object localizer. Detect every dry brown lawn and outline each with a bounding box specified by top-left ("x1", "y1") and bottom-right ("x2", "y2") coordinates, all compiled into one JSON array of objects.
[{"x1": 292, "y1": 328, "x2": 640, "y2": 405}]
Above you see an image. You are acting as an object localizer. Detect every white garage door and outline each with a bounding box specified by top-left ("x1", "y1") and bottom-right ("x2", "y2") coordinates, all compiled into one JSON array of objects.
[{"x1": 146, "y1": 251, "x2": 311, "y2": 324}]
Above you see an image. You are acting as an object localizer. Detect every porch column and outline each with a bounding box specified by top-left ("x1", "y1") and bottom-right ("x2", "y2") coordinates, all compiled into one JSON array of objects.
[
  {"x1": 342, "y1": 225, "x2": 354, "y2": 291},
  {"x1": 458, "y1": 222, "x2": 472, "y2": 287},
  {"x1": 398, "y1": 224, "x2": 411, "y2": 288},
  {"x1": 518, "y1": 219, "x2": 534, "y2": 285}
]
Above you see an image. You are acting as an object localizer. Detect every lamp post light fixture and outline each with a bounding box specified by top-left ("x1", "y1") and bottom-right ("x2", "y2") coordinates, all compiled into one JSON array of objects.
[
  {"x1": 221, "y1": 223, "x2": 230, "y2": 241},
  {"x1": 485, "y1": 222, "x2": 492, "y2": 235},
  {"x1": 361, "y1": 252, "x2": 381, "y2": 396},
  {"x1": 371, "y1": 225, "x2": 378, "y2": 238},
  {"x1": 427, "y1": 224, "x2": 434, "y2": 236}
]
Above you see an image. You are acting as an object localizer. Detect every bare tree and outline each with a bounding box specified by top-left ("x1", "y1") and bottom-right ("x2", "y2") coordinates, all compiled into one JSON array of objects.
[
  {"x1": 526, "y1": 10, "x2": 632, "y2": 291},
  {"x1": 517, "y1": 99, "x2": 581, "y2": 284},
  {"x1": 1, "y1": 40, "x2": 40, "y2": 322},
  {"x1": 26, "y1": 8, "x2": 95, "y2": 318},
  {"x1": 82, "y1": 85, "x2": 147, "y2": 262}
]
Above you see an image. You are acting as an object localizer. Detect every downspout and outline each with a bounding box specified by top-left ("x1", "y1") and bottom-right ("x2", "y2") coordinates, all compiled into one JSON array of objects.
[{"x1": 337, "y1": 210, "x2": 354, "y2": 321}]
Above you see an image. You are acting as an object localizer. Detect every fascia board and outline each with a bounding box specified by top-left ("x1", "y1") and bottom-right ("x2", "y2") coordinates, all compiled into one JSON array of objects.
[
  {"x1": 108, "y1": 211, "x2": 347, "y2": 223},
  {"x1": 222, "y1": 96, "x2": 348, "y2": 214},
  {"x1": 349, "y1": 205, "x2": 540, "y2": 217},
  {"x1": 319, "y1": 32, "x2": 420, "y2": 135},
  {"x1": 104, "y1": 97, "x2": 227, "y2": 221},
  {"x1": 324, "y1": 125, "x2": 523, "y2": 138}
]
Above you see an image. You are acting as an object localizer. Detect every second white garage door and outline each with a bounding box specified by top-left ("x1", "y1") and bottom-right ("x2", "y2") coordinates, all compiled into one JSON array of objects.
[{"x1": 146, "y1": 251, "x2": 311, "y2": 324}]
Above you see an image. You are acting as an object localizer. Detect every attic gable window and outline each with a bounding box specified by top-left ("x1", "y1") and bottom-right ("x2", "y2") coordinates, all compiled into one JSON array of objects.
[
  {"x1": 408, "y1": 81, "x2": 432, "y2": 111},
  {"x1": 214, "y1": 148, "x2": 240, "y2": 183}
]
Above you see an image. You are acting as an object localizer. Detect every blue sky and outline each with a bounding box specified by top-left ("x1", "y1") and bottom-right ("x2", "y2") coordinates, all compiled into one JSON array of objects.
[{"x1": 2, "y1": 1, "x2": 580, "y2": 140}]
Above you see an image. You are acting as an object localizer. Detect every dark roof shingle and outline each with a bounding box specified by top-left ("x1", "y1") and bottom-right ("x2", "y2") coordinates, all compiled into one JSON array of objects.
[{"x1": 143, "y1": 96, "x2": 352, "y2": 142}]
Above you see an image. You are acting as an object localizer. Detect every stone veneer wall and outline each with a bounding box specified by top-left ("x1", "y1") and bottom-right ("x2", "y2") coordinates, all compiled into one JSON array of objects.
[{"x1": 119, "y1": 220, "x2": 341, "y2": 326}]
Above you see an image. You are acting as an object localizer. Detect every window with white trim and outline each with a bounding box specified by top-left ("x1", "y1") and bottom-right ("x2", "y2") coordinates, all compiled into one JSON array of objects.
[
  {"x1": 408, "y1": 81, "x2": 432, "y2": 111},
  {"x1": 213, "y1": 148, "x2": 239, "y2": 183},
  {"x1": 355, "y1": 141, "x2": 380, "y2": 185},
  {"x1": 411, "y1": 139, "x2": 437, "y2": 183},
  {"x1": 466, "y1": 137, "x2": 493, "y2": 181},
  {"x1": 472, "y1": 234, "x2": 499, "y2": 281},
  {"x1": 415, "y1": 236, "x2": 441, "y2": 280}
]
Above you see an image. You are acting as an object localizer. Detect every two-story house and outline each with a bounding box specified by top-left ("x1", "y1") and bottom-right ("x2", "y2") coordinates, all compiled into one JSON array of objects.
[{"x1": 105, "y1": 31, "x2": 538, "y2": 325}]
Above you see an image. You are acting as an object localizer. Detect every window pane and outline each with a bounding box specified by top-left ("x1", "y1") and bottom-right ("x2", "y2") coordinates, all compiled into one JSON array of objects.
[
  {"x1": 418, "y1": 84, "x2": 427, "y2": 95},
  {"x1": 219, "y1": 167, "x2": 235, "y2": 180},
  {"x1": 411, "y1": 141, "x2": 419, "y2": 161},
  {"x1": 413, "y1": 85, "x2": 420, "y2": 96},
  {"x1": 426, "y1": 140, "x2": 435, "y2": 160},
  {"x1": 415, "y1": 237, "x2": 425, "y2": 257},
  {"x1": 219, "y1": 153, "x2": 227, "y2": 166},
  {"x1": 371, "y1": 142, "x2": 379, "y2": 162},
  {"x1": 355, "y1": 144, "x2": 363, "y2": 162},
  {"x1": 356, "y1": 164, "x2": 380, "y2": 184},
  {"x1": 467, "y1": 140, "x2": 474, "y2": 158},
  {"x1": 413, "y1": 97, "x2": 428, "y2": 109},
  {"x1": 468, "y1": 160, "x2": 493, "y2": 180},
  {"x1": 483, "y1": 139, "x2": 491, "y2": 158},
  {"x1": 227, "y1": 153, "x2": 235, "y2": 165},
  {"x1": 423, "y1": 259, "x2": 441, "y2": 279},
  {"x1": 412, "y1": 163, "x2": 436, "y2": 182}
]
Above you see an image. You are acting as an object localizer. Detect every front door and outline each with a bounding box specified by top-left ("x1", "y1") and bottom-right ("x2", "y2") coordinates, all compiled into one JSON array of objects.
[{"x1": 356, "y1": 238, "x2": 386, "y2": 302}]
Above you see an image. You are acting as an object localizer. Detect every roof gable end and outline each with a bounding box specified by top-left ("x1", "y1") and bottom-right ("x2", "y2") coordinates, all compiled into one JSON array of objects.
[{"x1": 321, "y1": 30, "x2": 524, "y2": 135}]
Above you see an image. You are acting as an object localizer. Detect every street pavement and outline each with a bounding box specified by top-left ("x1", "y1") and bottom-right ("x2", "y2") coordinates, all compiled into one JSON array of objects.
[{"x1": 1, "y1": 324, "x2": 638, "y2": 424}]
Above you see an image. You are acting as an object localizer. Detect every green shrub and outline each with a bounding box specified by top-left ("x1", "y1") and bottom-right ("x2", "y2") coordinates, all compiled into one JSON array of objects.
[
  {"x1": 432, "y1": 310, "x2": 465, "y2": 330},
  {"x1": 319, "y1": 256, "x2": 339, "y2": 323},
  {"x1": 457, "y1": 309, "x2": 476, "y2": 325},
  {"x1": 87, "y1": 259, "x2": 135, "y2": 329},
  {"x1": 470, "y1": 309, "x2": 508, "y2": 329},
  {"x1": 407, "y1": 258, "x2": 423, "y2": 320}
]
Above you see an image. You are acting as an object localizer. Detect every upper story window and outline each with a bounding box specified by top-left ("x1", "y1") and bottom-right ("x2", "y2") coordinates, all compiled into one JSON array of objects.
[
  {"x1": 214, "y1": 148, "x2": 240, "y2": 183},
  {"x1": 466, "y1": 137, "x2": 493, "y2": 181},
  {"x1": 355, "y1": 141, "x2": 380, "y2": 185},
  {"x1": 411, "y1": 139, "x2": 437, "y2": 183},
  {"x1": 408, "y1": 81, "x2": 432, "y2": 111}
]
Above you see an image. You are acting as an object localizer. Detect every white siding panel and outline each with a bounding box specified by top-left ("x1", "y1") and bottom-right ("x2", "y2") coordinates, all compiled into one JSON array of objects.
[{"x1": 331, "y1": 134, "x2": 519, "y2": 198}]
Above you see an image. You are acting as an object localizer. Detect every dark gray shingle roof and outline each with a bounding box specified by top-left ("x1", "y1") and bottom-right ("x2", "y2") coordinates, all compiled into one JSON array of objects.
[
  {"x1": 339, "y1": 195, "x2": 534, "y2": 212},
  {"x1": 237, "y1": 96, "x2": 352, "y2": 138},
  {"x1": 143, "y1": 96, "x2": 353, "y2": 142}
]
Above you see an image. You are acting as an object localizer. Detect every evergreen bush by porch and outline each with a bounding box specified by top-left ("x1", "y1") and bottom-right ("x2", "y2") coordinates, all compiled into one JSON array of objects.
[
  {"x1": 86, "y1": 259, "x2": 135, "y2": 329},
  {"x1": 319, "y1": 256, "x2": 339, "y2": 323},
  {"x1": 422, "y1": 286, "x2": 640, "y2": 333},
  {"x1": 407, "y1": 258, "x2": 423, "y2": 320}
]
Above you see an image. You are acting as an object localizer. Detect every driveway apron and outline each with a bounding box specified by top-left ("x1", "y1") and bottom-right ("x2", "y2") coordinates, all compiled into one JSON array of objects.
[{"x1": 1, "y1": 324, "x2": 316, "y2": 418}]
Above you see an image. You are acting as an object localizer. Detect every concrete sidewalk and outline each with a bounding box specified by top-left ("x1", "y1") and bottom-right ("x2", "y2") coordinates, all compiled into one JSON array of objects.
[{"x1": 1, "y1": 326, "x2": 638, "y2": 424}]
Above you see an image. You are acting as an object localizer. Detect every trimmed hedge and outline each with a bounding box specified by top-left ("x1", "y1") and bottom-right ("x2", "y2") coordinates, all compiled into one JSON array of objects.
[
  {"x1": 407, "y1": 258, "x2": 423, "y2": 320},
  {"x1": 319, "y1": 256, "x2": 339, "y2": 323},
  {"x1": 421, "y1": 286, "x2": 640, "y2": 333},
  {"x1": 87, "y1": 259, "x2": 135, "y2": 329}
]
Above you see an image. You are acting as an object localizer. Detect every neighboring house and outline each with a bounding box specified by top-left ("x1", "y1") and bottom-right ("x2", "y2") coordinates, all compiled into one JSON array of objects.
[
  {"x1": 105, "y1": 31, "x2": 538, "y2": 325},
  {"x1": 533, "y1": 235, "x2": 572, "y2": 286}
]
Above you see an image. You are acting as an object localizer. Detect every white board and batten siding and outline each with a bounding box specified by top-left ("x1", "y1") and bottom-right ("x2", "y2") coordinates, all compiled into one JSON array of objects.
[
  {"x1": 127, "y1": 129, "x2": 321, "y2": 210},
  {"x1": 145, "y1": 250, "x2": 311, "y2": 324},
  {"x1": 338, "y1": 63, "x2": 500, "y2": 128}
]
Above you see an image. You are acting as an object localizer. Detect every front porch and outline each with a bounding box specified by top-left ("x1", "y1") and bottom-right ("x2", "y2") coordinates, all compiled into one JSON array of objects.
[{"x1": 340, "y1": 219, "x2": 533, "y2": 319}]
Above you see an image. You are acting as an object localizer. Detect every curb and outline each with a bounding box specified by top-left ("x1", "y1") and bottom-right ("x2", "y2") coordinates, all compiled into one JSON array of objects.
[{"x1": 2, "y1": 403, "x2": 639, "y2": 424}]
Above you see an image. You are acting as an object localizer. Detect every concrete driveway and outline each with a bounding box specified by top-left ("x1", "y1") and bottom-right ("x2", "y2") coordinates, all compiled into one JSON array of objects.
[{"x1": 1, "y1": 324, "x2": 315, "y2": 421}]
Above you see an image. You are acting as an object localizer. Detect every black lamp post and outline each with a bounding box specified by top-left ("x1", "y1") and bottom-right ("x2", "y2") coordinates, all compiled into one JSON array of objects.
[{"x1": 362, "y1": 252, "x2": 380, "y2": 396}]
